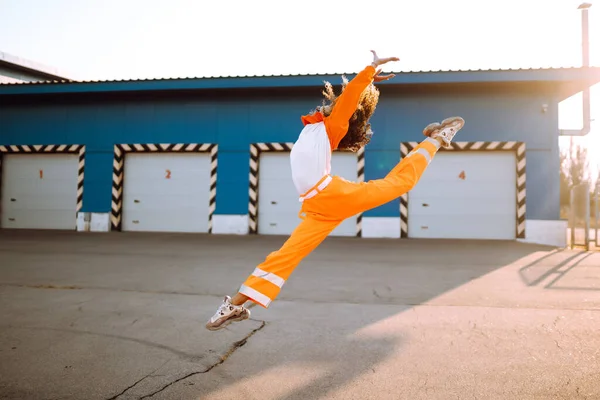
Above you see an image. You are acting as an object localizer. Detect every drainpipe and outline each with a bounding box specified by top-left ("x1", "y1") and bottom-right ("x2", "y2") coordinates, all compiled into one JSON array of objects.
[
  {"x1": 580, "y1": 2, "x2": 591, "y2": 136},
  {"x1": 561, "y1": 3, "x2": 592, "y2": 136}
]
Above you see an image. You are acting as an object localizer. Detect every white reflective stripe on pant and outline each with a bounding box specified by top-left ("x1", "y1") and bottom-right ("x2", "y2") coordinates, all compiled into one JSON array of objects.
[
  {"x1": 425, "y1": 137, "x2": 442, "y2": 149},
  {"x1": 407, "y1": 147, "x2": 432, "y2": 163},
  {"x1": 239, "y1": 284, "x2": 272, "y2": 308},
  {"x1": 251, "y1": 267, "x2": 286, "y2": 288}
]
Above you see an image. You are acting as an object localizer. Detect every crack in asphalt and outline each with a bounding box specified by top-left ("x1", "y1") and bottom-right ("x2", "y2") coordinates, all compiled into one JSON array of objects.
[
  {"x1": 105, "y1": 361, "x2": 169, "y2": 400},
  {"x1": 106, "y1": 320, "x2": 266, "y2": 400}
]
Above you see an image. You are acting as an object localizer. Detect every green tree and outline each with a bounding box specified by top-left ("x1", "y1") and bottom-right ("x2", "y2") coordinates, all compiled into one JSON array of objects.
[
  {"x1": 560, "y1": 142, "x2": 592, "y2": 207},
  {"x1": 568, "y1": 143, "x2": 589, "y2": 187}
]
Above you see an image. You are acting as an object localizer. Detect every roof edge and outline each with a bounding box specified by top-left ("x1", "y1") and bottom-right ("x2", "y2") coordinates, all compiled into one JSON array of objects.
[
  {"x1": 0, "y1": 51, "x2": 73, "y2": 81},
  {"x1": 1, "y1": 67, "x2": 599, "y2": 96}
]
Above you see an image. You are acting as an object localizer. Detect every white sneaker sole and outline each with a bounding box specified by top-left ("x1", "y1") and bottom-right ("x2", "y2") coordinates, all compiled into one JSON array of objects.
[
  {"x1": 423, "y1": 116, "x2": 465, "y2": 137},
  {"x1": 423, "y1": 116, "x2": 465, "y2": 148},
  {"x1": 205, "y1": 309, "x2": 250, "y2": 331}
]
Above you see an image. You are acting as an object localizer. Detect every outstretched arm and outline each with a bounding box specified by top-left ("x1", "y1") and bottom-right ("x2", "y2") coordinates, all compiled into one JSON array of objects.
[{"x1": 325, "y1": 51, "x2": 399, "y2": 150}]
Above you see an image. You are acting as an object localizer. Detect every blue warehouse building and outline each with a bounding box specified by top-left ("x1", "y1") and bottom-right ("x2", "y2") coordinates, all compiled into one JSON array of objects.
[{"x1": 1, "y1": 63, "x2": 599, "y2": 247}]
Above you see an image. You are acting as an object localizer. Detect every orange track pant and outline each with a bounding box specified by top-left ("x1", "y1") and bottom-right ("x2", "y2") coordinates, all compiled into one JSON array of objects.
[{"x1": 238, "y1": 137, "x2": 441, "y2": 308}]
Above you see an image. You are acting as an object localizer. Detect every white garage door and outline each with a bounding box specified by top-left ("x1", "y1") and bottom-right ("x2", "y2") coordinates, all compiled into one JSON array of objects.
[
  {"x1": 122, "y1": 153, "x2": 211, "y2": 233},
  {"x1": 1, "y1": 154, "x2": 79, "y2": 230},
  {"x1": 258, "y1": 152, "x2": 358, "y2": 236},
  {"x1": 408, "y1": 152, "x2": 516, "y2": 240}
]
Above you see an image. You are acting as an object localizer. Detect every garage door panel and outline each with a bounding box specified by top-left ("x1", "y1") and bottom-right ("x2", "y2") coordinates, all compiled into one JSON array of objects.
[
  {"x1": 1, "y1": 154, "x2": 79, "y2": 230},
  {"x1": 258, "y1": 209, "x2": 301, "y2": 235},
  {"x1": 413, "y1": 180, "x2": 516, "y2": 196},
  {"x1": 409, "y1": 215, "x2": 516, "y2": 239},
  {"x1": 4, "y1": 193, "x2": 77, "y2": 210},
  {"x1": 331, "y1": 219, "x2": 357, "y2": 237},
  {"x1": 2, "y1": 210, "x2": 76, "y2": 230},
  {"x1": 410, "y1": 185, "x2": 516, "y2": 201},
  {"x1": 423, "y1": 153, "x2": 515, "y2": 177},
  {"x1": 259, "y1": 201, "x2": 299, "y2": 215},
  {"x1": 258, "y1": 152, "x2": 358, "y2": 236},
  {"x1": 125, "y1": 154, "x2": 210, "y2": 174},
  {"x1": 408, "y1": 152, "x2": 516, "y2": 240},
  {"x1": 124, "y1": 167, "x2": 210, "y2": 181},
  {"x1": 409, "y1": 194, "x2": 515, "y2": 212},
  {"x1": 331, "y1": 154, "x2": 359, "y2": 178},
  {"x1": 122, "y1": 153, "x2": 211, "y2": 233},
  {"x1": 122, "y1": 210, "x2": 210, "y2": 232},
  {"x1": 258, "y1": 178, "x2": 294, "y2": 187},
  {"x1": 260, "y1": 190, "x2": 300, "y2": 207},
  {"x1": 411, "y1": 184, "x2": 515, "y2": 205},
  {"x1": 409, "y1": 199, "x2": 516, "y2": 217},
  {"x1": 423, "y1": 169, "x2": 516, "y2": 182},
  {"x1": 259, "y1": 213, "x2": 357, "y2": 237},
  {"x1": 421, "y1": 171, "x2": 516, "y2": 181},
  {"x1": 124, "y1": 172, "x2": 210, "y2": 187},
  {"x1": 124, "y1": 184, "x2": 209, "y2": 198},
  {"x1": 258, "y1": 218, "x2": 300, "y2": 235},
  {"x1": 415, "y1": 174, "x2": 516, "y2": 187},
  {"x1": 122, "y1": 210, "x2": 208, "y2": 233},
  {"x1": 257, "y1": 153, "x2": 297, "y2": 235},
  {"x1": 259, "y1": 154, "x2": 289, "y2": 171},
  {"x1": 3, "y1": 171, "x2": 77, "y2": 183},
  {"x1": 4, "y1": 155, "x2": 78, "y2": 176},
  {"x1": 123, "y1": 193, "x2": 209, "y2": 210},
  {"x1": 410, "y1": 193, "x2": 515, "y2": 206},
  {"x1": 4, "y1": 178, "x2": 77, "y2": 196}
]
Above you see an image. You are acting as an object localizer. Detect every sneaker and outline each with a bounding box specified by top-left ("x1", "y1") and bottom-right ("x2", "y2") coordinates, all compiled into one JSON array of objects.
[
  {"x1": 205, "y1": 296, "x2": 251, "y2": 331},
  {"x1": 422, "y1": 116, "x2": 465, "y2": 149}
]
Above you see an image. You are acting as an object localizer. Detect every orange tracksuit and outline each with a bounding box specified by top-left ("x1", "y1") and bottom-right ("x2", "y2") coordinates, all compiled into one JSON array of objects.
[{"x1": 238, "y1": 65, "x2": 441, "y2": 308}]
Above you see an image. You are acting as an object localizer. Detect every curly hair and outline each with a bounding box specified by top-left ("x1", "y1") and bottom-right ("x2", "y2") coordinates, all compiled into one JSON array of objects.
[{"x1": 312, "y1": 76, "x2": 380, "y2": 152}]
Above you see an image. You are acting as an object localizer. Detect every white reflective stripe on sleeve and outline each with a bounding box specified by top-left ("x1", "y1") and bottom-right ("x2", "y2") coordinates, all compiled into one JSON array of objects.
[
  {"x1": 251, "y1": 267, "x2": 286, "y2": 288},
  {"x1": 407, "y1": 147, "x2": 432, "y2": 163},
  {"x1": 239, "y1": 284, "x2": 272, "y2": 307},
  {"x1": 425, "y1": 137, "x2": 442, "y2": 149}
]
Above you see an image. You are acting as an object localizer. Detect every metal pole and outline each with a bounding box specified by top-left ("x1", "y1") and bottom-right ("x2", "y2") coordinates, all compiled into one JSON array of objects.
[
  {"x1": 581, "y1": 4, "x2": 592, "y2": 136},
  {"x1": 570, "y1": 187, "x2": 576, "y2": 249},
  {"x1": 579, "y1": 3, "x2": 590, "y2": 67},
  {"x1": 584, "y1": 183, "x2": 590, "y2": 251},
  {"x1": 594, "y1": 182, "x2": 600, "y2": 247}
]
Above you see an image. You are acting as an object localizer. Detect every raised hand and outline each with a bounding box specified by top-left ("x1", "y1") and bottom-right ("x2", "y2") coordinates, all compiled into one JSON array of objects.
[
  {"x1": 370, "y1": 50, "x2": 399, "y2": 67},
  {"x1": 370, "y1": 50, "x2": 399, "y2": 82},
  {"x1": 373, "y1": 68, "x2": 396, "y2": 82}
]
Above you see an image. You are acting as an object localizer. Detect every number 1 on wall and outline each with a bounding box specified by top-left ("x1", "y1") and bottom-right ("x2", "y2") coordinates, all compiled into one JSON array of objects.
[{"x1": 39, "y1": 169, "x2": 43, "y2": 179}]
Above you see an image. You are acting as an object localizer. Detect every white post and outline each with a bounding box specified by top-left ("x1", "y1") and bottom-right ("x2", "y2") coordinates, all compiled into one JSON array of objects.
[{"x1": 595, "y1": 184, "x2": 599, "y2": 247}]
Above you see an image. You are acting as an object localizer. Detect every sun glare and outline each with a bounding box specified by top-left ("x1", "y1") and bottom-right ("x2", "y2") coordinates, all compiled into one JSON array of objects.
[
  {"x1": 583, "y1": 132, "x2": 600, "y2": 179},
  {"x1": 559, "y1": 82, "x2": 600, "y2": 186}
]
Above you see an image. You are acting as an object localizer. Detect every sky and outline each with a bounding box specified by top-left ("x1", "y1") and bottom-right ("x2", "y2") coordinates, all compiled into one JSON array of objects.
[{"x1": 0, "y1": 0, "x2": 599, "y2": 177}]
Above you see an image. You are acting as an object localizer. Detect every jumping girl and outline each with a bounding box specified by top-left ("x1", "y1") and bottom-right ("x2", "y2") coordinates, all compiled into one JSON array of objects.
[{"x1": 206, "y1": 51, "x2": 464, "y2": 330}]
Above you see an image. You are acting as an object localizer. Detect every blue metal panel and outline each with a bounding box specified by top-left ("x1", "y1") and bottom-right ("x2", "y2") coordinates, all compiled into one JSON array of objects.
[
  {"x1": 215, "y1": 152, "x2": 250, "y2": 215},
  {"x1": 525, "y1": 150, "x2": 560, "y2": 220},
  {"x1": 83, "y1": 151, "x2": 114, "y2": 212},
  {"x1": 362, "y1": 149, "x2": 401, "y2": 217},
  {"x1": 214, "y1": 100, "x2": 250, "y2": 151},
  {"x1": 368, "y1": 90, "x2": 557, "y2": 150}
]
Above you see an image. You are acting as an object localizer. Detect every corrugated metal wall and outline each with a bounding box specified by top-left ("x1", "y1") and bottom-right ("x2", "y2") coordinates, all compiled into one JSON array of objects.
[{"x1": 0, "y1": 84, "x2": 560, "y2": 220}]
